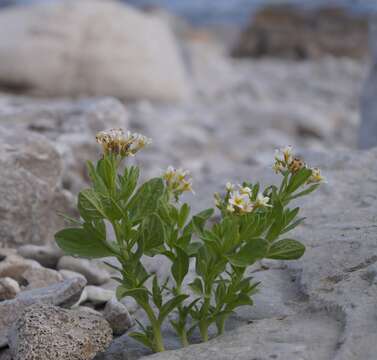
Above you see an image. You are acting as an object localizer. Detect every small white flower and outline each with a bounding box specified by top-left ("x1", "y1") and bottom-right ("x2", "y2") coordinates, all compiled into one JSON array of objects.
[
  {"x1": 163, "y1": 166, "x2": 193, "y2": 200},
  {"x1": 229, "y1": 191, "x2": 246, "y2": 209},
  {"x1": 239, "y1": 186, "x2": 252, "y2": 195},
  {"x1": 254, "y1": 193, "x2": 271, "y2": 208},
  {"x1": 307, "y1": 168, "x2": 326, "y2": 184},
  {"x1": 226, "y1": 204, "x2": 235, "y2": 213},
  {"x1": 226, "y1": 182, "x2": 235, "y2": 192}
]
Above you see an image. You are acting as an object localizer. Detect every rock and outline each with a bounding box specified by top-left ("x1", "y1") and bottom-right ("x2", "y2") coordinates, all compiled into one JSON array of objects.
[
  {"x1": 17, "y1": 244, "x2": 63, "y2": 268},
  {"x1": 0, "y1": 252, "x2": 41, "y2": 282},
  {"x1": 59, "y1": 269, "x2": 87, "y2": 282},
  {"x1": 232, "y1": 5, "x2": 369, "y2": 59},
  {"x1": 57, "y1": 257, "x2": 110, "y2": 286},
  {"x1": 0, "y1": 96, "x2": 128, "y2": 194},
  {"x1": 74, "y1": 286, "x2": 114, "y2": 307},
  {"x1": 8, "y1": 303, "x2": 112, "y2": 360},
  {"x1": 0, "y1": 277, "x2": 86, "y2": 347},
  {"x1": 20, "y1": 267, "x2": 64, "y2": 290},
  {"x1": 138, "y1": 314, "x2": 340, "y2": 360},
  {"x1": 359, "y1": 21, "x2": 377, "y2": 150},
  {"x1": 0, "y1": 348, "x2": 12, "y2": 360},
  {"x1": 0, "y1": 127, "x2": 74, "y2": 247},
  {"x1": 0, "y1": 0, "x2": 188, "y2": 102},
  {"x1": 103, "y1": 297, "x2": 133, "y2": 336},
  {"x1": 0, "y1": 277, "x2": 20, "y2": 300}
]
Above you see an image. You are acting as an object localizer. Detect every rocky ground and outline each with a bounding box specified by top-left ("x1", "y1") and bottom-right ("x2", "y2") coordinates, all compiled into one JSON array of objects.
[{"x1": 0, "y1": 1, "x2": 375, "y2": 360}]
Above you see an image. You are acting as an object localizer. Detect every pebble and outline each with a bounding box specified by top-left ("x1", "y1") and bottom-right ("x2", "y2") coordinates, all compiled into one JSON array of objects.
[
  {"x1": 103, "y1": 297, "x2": 133, "y2": 335},
  {"x1": 0, "y1": 277, "x2": 20, "y2": 300}
]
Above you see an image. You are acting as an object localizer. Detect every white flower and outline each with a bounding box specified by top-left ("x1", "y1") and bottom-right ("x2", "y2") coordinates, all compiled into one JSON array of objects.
[
  {"x1": 229, "y1": 191, "x2": 254, "y2": 214},
  {"x1": 226, "y1": 182, "x2": 235, "y2": 192},
  {"x1": 239, "y1": 186, "x2": 252, "y2": 195},
  {"x1": 163, "y1": 166, "x2": 193, "y2": 200},
  {"x1": 226, "y1": 204, "x2": 235, "y2": 213},
  {"x1": 307, "y1": 168, "x2": 325, "y2": 184},
  {"x1": 275, "y1": 145, "x2": 293, "y2": 164},
  {"x1": 254, "y1": 193, "x2": 271, "y2": 208}
]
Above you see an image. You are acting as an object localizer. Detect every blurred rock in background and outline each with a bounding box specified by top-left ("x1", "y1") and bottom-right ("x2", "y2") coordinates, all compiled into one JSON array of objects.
[{"x1": 232, "y1": 5, "x2": 369, "y2": 60}]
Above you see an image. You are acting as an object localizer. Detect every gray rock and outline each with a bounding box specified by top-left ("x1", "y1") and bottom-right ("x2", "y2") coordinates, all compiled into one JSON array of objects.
[
  {"x1": 0, "y1": 0, "x2": 188, "y2": 102},
  {"x1": 59, "y1": 269, "x2": 87, "y2": 282},
  {"x1": 74, "y1": 286, "x2": 114, "y2": 307},
  {"x1": 0, "y1": 252, "x2": 41, "y2": 282},
  {"x1": 20, "y1": 267, "x2": 64, "y2": 290},
  {"x1": 0, "y1": 277, "x2": 86, "y2": 347},
  {"x1": 17, "y1": 244, "x2": 63, "y2": 268},
  {"x1": 8, "y1": 303, "x2": 112, "y2": 360},
  {"x1": 57, "y1": 257, "x2": 110, "y2": 286},
  {"x1": 0, "y1": 348, "x2": 12, "y2": 360},
  {"x1": 0, "y1": 127, "x2": 75, "y2": 247},
  {"x1": 103, "y1": 297, "x2": 133, "y2": 336},
  {"x1": 139, "y1": 314, "x2": 340, "y2": 360},
  {"x1": 0, "y1": 277, "x2": 20, "y2": 301}
]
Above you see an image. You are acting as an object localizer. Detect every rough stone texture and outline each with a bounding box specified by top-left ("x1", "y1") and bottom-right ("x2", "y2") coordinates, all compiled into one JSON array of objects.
[
  {"x1": 0, "y1": 127, "x2": 74, "y2": 247},
  {"x1": 103, "y1": 297, "x2": 133, "y2": 336},
  {"x1": 20, "y1": 267, "x2": 64, "y2": 290},
  {"x1": 139, "y1": 314, "x2": 339, "y2": 360},
  {"x1": 0, "y1": 0, "x2": 188, "y2": 102},
  {"x1": 0, "y1": 348, "x2": 12, "y2": 360},
  {"x1": 17, "y1": 244, "x2": 63, "y2": 268},
  {"x1": 57, "y1": 257, "x2": 110, "y2": 286},
  {"x1": 0, "y1": 96, "x2": 128, "y2": 194},
  {"x1": 0, "y1": 277, "x2": 20, "y2": 300},
  {"x1": 0, "y1": 277, "x2": 86, "y2": 347},
  {"x1": 0, "y1": 251, "x2": 41, "y2": 282},
  {"x1": 232, "y1": 5, "x2": 369, "y2": 59},
  {"x1": 8, "y1": 303, "x2": 112, "y2": 360}
]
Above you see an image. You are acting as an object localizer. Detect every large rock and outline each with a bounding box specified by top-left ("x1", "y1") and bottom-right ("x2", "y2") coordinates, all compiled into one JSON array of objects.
[
  {"x1": 233, "y1": 5, "x2": 369, "y2": 59},
  {"x1": 0, "y1": 277, "x2": 86, "y2": 347},
  {"x1": 8, "y1": 303, "x2": 112, "y2": 360},
  {"x1": 0, "y1": 0, "x2": 188, "y2": 101},
  {"x1": 0, "y1": 127, "x2": 74, "y2": 247}
]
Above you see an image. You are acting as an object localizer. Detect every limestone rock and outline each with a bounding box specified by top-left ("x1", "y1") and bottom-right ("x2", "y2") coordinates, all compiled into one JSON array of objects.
[
  {"x1": 103, "y1": 297, "x2": 133, "y2": 336},
  {"x1": 20, "y1": 267, "x2": 64, "y2": 290},
  {"x1": 0, "y1": 252, "x2": 41, "y2": 282},
  {"x1": 8, "y1": 303, "x2": 112, "y2": 360},
  {"x1": 0, "y1": 277, "x2": 20, "y2": 301},
  {"x1": 59, "y1": 269, "x2": 87, "y2": 282},
  {"x1": 0, "y1": 277, "x2": 86, "y2": 347},
  {"x1": 0, "y1": 127, "x2": 74, "y2": 247},
  {"x1": 233, "y1": 5, "x2": 368, "y2": 59},
  {"x1": 0, "y1": 0, "x2": 188, "y2": 101},
  {"x1": 74, "y1": 286, "x2": 114, "y2": 307},
  {"x1": 17, "y1": 244, "x2": 63, "y2": 268},
  {"x1": 57, "y1": 257, "x2": 110, "y2": 286}
]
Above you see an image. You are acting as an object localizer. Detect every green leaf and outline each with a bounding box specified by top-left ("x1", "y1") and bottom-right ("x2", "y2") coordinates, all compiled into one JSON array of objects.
[
  {"x1": 97, "y1": 157, "x2": 116, "y2": 193},
  {"x1": 86, "y1": 161, "x2": 108, "y2": 195},
  {"x1": 178, "y1": 203, "x2": 191, "y2": 228},
  {"x1": 119, "y1": 166, "x2": 140, "y2": 202},
  {"x1": 158, "y1": 294, "x2": 189, "y2": 324},
  {"x1": 267, "y1": 239, "x2": 305, "y2": 260},
  {"x1": 171, "y1": 248, "x2": 189, "y2": 286},
  {"x1": 286, "y1": 168, "x2": 313, "y2": 194},
  {"x1": 116, "y1": 286, "x2": 149, "y2": 303},
  {"x1": 55, "y1": 227, "x2": 116, "y2": 258},
  {"x1": 128, "y1": 332, "x2": 154, "y2": 351},
  {"x1": 128, "y1": 178, "x2": 165, "y2": 221},
  {"x1": 142, "y1": 214, "x2": 166, "y2": 253},
  {"x1": 226, "y1": 238, "x2": 267, "y2": 267},
  {"x1": 78, "y1": 189, "x2": 106, "y2": 220},
  {"x1": 287, "y1": 184, "x2": 320, "y2": 201},
  {"x1": 182, "y1": 242, "x2": 203, "y2": 256},
  {"x1": 152, "y1": 276, "x2": 162, "y2": 308}
]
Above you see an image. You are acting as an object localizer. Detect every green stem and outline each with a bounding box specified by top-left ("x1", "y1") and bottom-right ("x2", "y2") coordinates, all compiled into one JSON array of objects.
[
  {"x1": 180, "y1": 330, "x2": 189, "y2": 347},
  {"x1": 199, "y1": 321, "x2": 209, "y2": 342},
  {"x1": 141, "y1": 301, "x2": 165, "y2": 352},
  {"x1": 216, "y1": 315, "x2": 226, "y2": 336}
]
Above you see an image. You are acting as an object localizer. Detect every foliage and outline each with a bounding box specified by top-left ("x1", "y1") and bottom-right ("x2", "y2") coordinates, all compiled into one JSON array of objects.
[{"x1": 55, "y1": 131, "x2": 324, "y2": 352}]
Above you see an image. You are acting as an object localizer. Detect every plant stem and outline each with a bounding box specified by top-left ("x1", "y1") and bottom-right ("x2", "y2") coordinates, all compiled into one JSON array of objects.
[
  {"x1": 199, "y1": 321, "x2": 209, "y2": 342},
  {"x1": 216, "y1": 315, "x2": 226, "y2": 336},
  {"x1": 141, "y1": 301, "x2": 165, "y2": 352},
  {"x1": 179, "y1": 330, "x2": 189, "y2": 347}
]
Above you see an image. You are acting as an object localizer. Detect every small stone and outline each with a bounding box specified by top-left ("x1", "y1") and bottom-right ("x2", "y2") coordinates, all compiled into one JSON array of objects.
[
  {"x1": 57, "y1": 256, "x2": 110, "y2": 285},
  {"x1": 8, "y1": 303, "x2": 112, "y2": 360},
  {"x1": 103, "y1": 297, "x2": 133, "y2": 336},
  {"x1": 20, "y1": 267, "x2": 63, "y2": 290},
  {"x1": 74, "y1": 286, "x2": 114, "y2": 307},
  {"x1": 0, "y1": 253, "x2": 41, "y2": 282},
  {"x1": 59, "y1": 269, "x2": 87, "y2": 282},
  {"x1": 0, "y1": 277, "x2": 86, "y2": 347},
  {"x1": 0, "y1": 277, "x2": 20, "y2": 300},
  {"x1": 17, "y1": 244, "x2": 63, "y2": 268}
]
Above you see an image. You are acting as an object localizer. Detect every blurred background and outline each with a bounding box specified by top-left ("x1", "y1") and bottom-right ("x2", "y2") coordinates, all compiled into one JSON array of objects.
[{"x1": 0, "y1": 0, "x2": 375, "y2": 217}]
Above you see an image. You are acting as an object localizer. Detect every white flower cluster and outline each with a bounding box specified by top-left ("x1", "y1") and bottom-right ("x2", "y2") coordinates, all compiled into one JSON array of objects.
[
  {"x1": 96, "y1": 128, "x2": 151, "y2": 157},
  {"x1": 273, "y1": 145, "x2": 325, "y2": 183},
  {"x1": 163, "y1": 166, "x2": 193, "y2": 200},
  {"x1": 216, "y1": 183, "x2": 271, "y2": 215}
]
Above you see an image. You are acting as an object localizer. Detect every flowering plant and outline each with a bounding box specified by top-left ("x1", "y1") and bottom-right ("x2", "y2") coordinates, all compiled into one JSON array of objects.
[{"x1": 55, "y1": 131, "x2": 324, "y2": 353}]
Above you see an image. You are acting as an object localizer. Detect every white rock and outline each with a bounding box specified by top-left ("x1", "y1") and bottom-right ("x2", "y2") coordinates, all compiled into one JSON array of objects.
[
  {"x1": 0, "y1": 0, "x2": 188, "y2": 102},
  {"x1": 0, "y1": 277, "x2": 20, "y2": 300}
]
